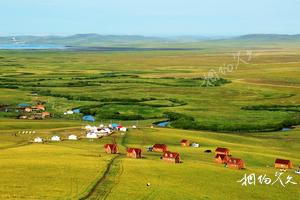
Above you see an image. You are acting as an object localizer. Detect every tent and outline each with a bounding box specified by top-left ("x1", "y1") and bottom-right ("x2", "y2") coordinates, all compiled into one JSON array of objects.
[
  {"x1": 68, "y1": 134, "x2": 78, "y2": 140},
  {"x1": 34, "y1": 137, "x2": 43, "y2": 143},
  {"x1": 82, "y1": 115, "x2": 95, "y2": 122},
  {"x1": 86, "y1": 132, "x2": 98, "y2": 139},
  {"x1": 51, "y1": 135, "x2": 61, "y2": 141},
  {"x1": 66, "y1": 110, "x2": 74, "y2": 115},
  {"x1": 111, "y1": 123, "x2": 119, "y2": 128},
  {"x1": 72, "y1": 108, "x2": 80, "y2": 113},
  {"x1": 120, "y1": 127, "x2": 127, "y2": 132}
]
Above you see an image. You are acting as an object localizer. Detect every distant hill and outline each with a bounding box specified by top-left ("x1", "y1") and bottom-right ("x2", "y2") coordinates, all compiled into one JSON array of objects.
[
  {"x1": 1, "y1": 33, "x2": 300, "y2": 48},
  {"x1": 233, "y1": 34, "x2": 300, "y2": 41},
  {"x1": 0, "y1": 34, "x2": 172, "y2": 47}
]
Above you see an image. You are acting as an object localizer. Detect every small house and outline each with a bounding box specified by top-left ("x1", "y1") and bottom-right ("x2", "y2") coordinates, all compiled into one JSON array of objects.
[
  {"x1": 41, "y1": 112, "x2": 50, "y2": 118},
  {"x1": 227, "y1": 158, "x2": 245, "y2": 169},
  {"x1": 191, "y1": 143, "x2": 200, "y2": 148},
  {"x1": 104, "y1": 144, "x2": 118, "y2": 154},
  {"x1": 275, "y1": 159, "x2": 292, "y2": 169},
  {"x1": 33, "y1": 137, "x2": 43, "y2": 143},
  {"x1": 215, "y1": 147, "x2": 230, "y2": 156},
  {"x1": 153, "y1": 144, "x2": 168, "y2": 152},
  {"x1": 215, "y1": 154, "x2": 230, "y2": 164},
  {"x1": 127, "y1": 148, "x2": 142, "y2": 158},
  {"x1": 68, "y1": 134, "x2": 78, "y2": 140},
  {"x1": 35, "y1": 104, "x2": 45, "y2": 111},
  {"x1": 18, "y1": 103, "x2": 32, "y2": 107},
  {"x1": 162, "y1": 151, "x2": 180, "y2": 163},
  {"x1": 51, "y1": 136, "x2": 61, "y2": 141},
  {"x1": 25, "y1": 107, "x2": 32, "y2": 112},
  {"x1": 180, "y1": 139, "x2": 190, "y2": 147}
]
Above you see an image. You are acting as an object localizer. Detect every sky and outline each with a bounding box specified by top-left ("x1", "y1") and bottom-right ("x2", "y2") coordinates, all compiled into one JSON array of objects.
[{"x1": 1, "y1": 0, "x2": 300, "y2": 36}]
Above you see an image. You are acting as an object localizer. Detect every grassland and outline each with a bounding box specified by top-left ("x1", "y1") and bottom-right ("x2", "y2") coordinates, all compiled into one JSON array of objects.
[
  {"x1": 0, "y1": 48, "x2": 300, "y2": 132},
  {"x1": 0, "y1": 44, "x2": 300, "y2": 199},
  {"x1": 0, "y1": 120, "x2": 299, "y2": 199}
]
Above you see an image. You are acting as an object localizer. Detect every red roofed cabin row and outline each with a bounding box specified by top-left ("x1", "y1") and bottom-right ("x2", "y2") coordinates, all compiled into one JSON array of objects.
[
  {"x1": 215, "y1": 147, "x2": 230, "y2": 155},
  {"x1": 275, "y1": 159, "x2": 292, "y2": 169},
  {"x1": 153, "y1": 144, "x2": 167, "y2": 152},
  {"x1": 127, "y1": 148, "x2": 142, "y2": 158},
  {"x1": 215, "y1": 154, "x2": 230, "y2": 164},
  {"x1": 215, "y1": 147, "x2": 245, "y2": 169},
  {"x1": 104, "y1": 144, "x2": 118, "y2": 154},
  {"x1": 227, "y1": 158, "x2": 245, "y2": 169},
  {"x1": 162, "y1": 151, "x2": 180, "y2": 163}
]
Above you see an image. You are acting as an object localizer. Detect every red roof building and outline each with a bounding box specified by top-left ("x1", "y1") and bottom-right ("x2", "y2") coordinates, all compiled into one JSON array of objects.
[
  {"x1": 162, "y1": 151, "x2": 180, "y2": 163},
  {"x1": 215, "y1": 154, "x2": 230, "y2": 164},
  {"x1": 41, "y1": 112, "x2": 50, "y2": 118},
  {"x1": 275, "y1": 159, "x2": 292, "y2": 169},
  {"x1": 127, "y1": 148, "x2": 142, "y2": 158},
  {"x1": 104, "y1": 144, "x2": 118, "y2": 154},
  {"x1": 153, "y1": 144, "x2": 167, "y2": 152},
  {"x1": 215, "y1": 147, "x2": 230, "y2": 156},
  {"x1": 227, "y1": 158, "x2": 245, "y2": 169},
  {"x1": 180, "y1": 139, "x2": 190, "y2": 147},
  {"x1": 34, "y1": 104, "x2": 45, "y2": 111},
  {"x1": 117, "y1": 125, "x2": 123, "y2": 129}
]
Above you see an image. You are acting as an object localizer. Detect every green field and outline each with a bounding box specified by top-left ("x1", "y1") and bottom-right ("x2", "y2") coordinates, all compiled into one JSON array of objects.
[{"x1": 0, "y1": 45, "x2": 300, "y2": 199}]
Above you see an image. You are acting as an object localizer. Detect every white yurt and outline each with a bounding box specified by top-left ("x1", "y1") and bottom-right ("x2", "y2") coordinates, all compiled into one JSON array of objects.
[
  {"x1": 34, "y1": 137, "x2": 43, "y2": 143},
  {"x1": 68, "y1": 134, "x2": 78, "y2": 140},
  {"x1": 85, "y1": 125, "x2": 92, "y2": 130},
  {"x1": 51, "y1": 135, "x2": 61, "y2": 141},
  {"x1": 104, "y1": 128, "x2": 111, "y2": 133},
  {"x1": 86, "y1": 132, "x2": 98, "y2": 139},
  {"x1": 66, "y1": 110, "x2": 74, "y2": 115},
  {"x1": 120, "y1": 127, "x2": 127, "y2": 132}
]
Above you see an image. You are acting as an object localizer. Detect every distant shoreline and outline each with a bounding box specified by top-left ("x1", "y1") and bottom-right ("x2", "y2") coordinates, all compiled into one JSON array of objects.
[{"x1": 0, "y1": 44, "x2": 203, "y2": 51}]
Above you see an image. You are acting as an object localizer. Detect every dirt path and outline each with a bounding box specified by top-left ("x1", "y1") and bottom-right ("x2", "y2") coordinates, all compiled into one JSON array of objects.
[
  {"x1": 80, "y1": 133, "x2": 127, "y2": 200},
  {"x1": 234, "y1": 79, "x2": 300, "y2": 89},
  {"x1": 80, "y1": 155, "x2": 122, "y2": 200}
]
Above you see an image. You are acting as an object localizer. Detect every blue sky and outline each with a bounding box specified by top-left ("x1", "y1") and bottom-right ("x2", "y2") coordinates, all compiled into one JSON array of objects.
[{"x1": 1, "y1": 0, "x2": 300, "y2": 36}]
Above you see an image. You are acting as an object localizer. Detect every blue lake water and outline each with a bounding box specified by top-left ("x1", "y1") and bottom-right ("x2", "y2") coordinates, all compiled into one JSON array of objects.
[
  {"x1": 0, "y1": 44, "x2": 66, "y2": 50},
  {"x1": 156, "y1": 121, "x2": 170, "y2": 127}
]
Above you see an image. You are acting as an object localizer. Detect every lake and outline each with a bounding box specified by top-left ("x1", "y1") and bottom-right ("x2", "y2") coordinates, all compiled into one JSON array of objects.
[{"x1": 0, "y1": 44, "x2": 66, "y2": 50}]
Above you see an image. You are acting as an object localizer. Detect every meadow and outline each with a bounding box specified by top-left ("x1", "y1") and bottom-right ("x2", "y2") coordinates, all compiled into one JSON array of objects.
[
  {"x1": 0, "y1": 44, "x2": 300, "y2": 199},
  {"x1": 0, "y1": 120, "x2": 299, "y2": 199}
]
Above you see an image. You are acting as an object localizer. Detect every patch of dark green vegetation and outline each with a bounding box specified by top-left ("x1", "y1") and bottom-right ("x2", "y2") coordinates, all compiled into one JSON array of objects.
[
  {"x1": 164, "y1": 111, "x2": 300, "y2": 132},
  {"x1": 0, "y1": 73, "x2": 230, "y2": 88},
  {"x1": 242, "y1": 105, "x2": 300, "y2": 112}
]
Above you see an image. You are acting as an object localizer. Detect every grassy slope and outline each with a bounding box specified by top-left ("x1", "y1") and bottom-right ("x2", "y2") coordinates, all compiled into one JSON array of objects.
[
  {"x1": 0, "y1": 122, "x2": 299, "y2": 199},
  {"x1": 106, "y1": 128, "x2": 300, "y2": 200}
]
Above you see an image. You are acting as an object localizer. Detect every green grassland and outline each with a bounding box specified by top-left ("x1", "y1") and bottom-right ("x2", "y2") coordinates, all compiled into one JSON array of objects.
[
  {"x1": 0, "y1": 120, "x2": 299, "y2": 199},
  {"x1": 0, "y1": 45, "x2": 300, "y2": 199},
  {"x1": 0, "y1": 48, "x2": 300, "y2": 132}
]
